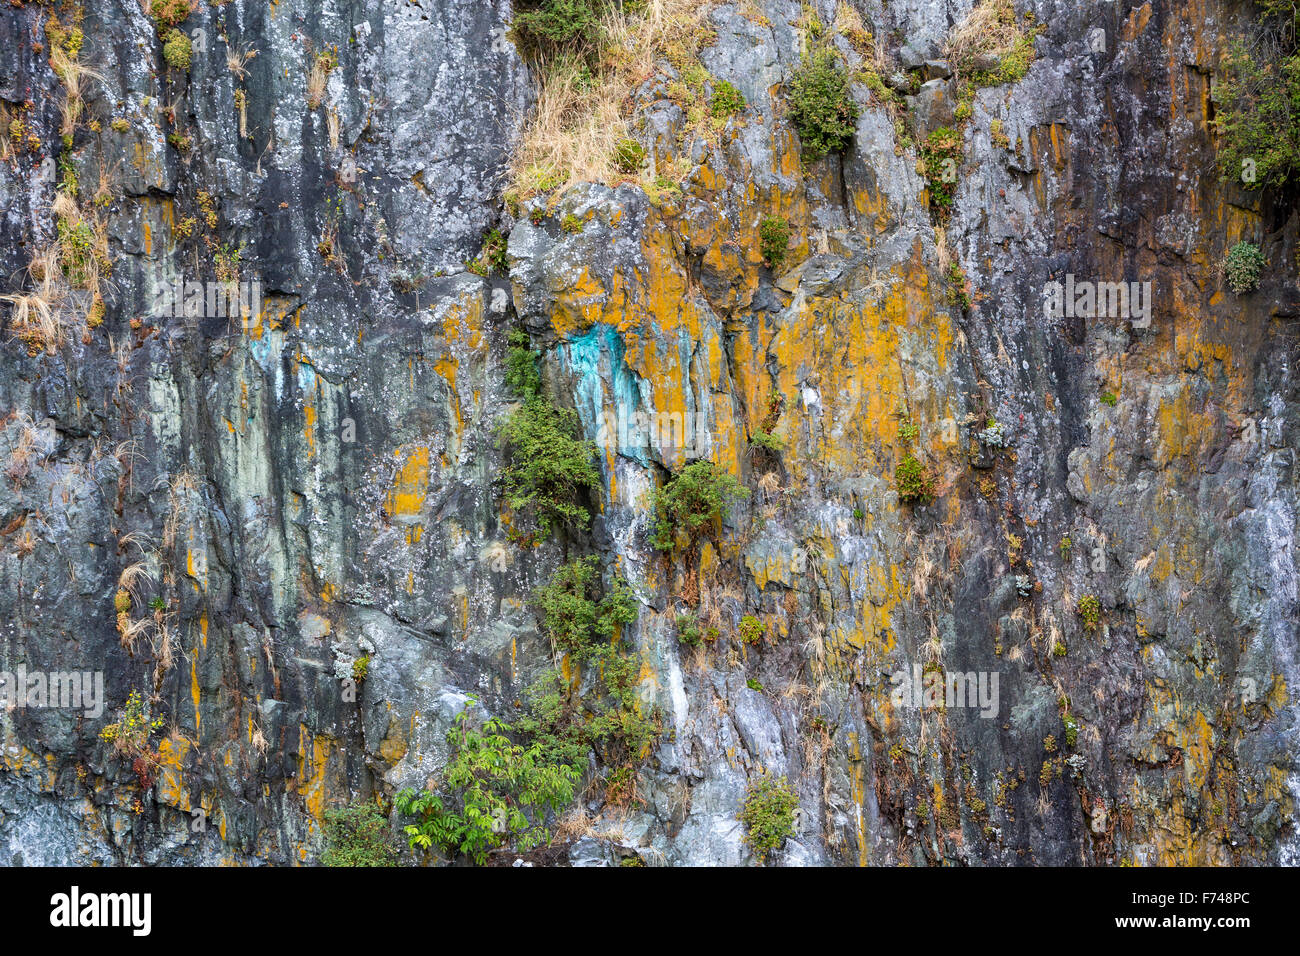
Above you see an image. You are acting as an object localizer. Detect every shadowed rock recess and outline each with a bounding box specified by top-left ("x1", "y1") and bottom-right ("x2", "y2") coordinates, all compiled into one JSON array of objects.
[{"x1": 0, "y1": 0, "x2": 1295, "y2": 867}]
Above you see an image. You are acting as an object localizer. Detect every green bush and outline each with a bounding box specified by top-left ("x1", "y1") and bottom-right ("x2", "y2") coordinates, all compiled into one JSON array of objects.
[
  {"x1": 676, "y1": 613, "x2": 703, "y2": 647},
  {"x1": 1062, "y1": 714, "x2": 1080, "y2": 749},
  {"x1": 741, "y1": 773, "x2": 798, "y2": 865},
  {"x1": 786, "y1": 46, "x2": 859, "y2": 159},
  {"x1": 504, "y1": 329, "x2": 541, "y2": 399},
  {"x1": 738, "y1": 614, "x2": 765, "y2": 645},
  {"x1": 321, "y1": 803, "x2": 398, "y2": 867},
  {"x1": 1211, "y1": 1, "x2": 1300, "y2": 190},
  {"x1": 895, "y1": 453, "x2": 934, "y2": 505},
  {"x1": 149, "y1": 0, "x2": 193, "y2": 31},
  {"x1": 650, "y1": 461, "x2": 749, "y2": 552},
  {"x1": 1224, "y1": 240, "x2": 1266, "y2": 294},
  {"x1": 921, "y1": 127, "x2": 962, "y2": 210},
  {"x1": 1076, "y1": 594, "x2": 1101, "y2": 630},
  {"x1": 498, "y1": 396, "x2": 600, "y2": 539},
  {"x1": 759, "y1": 216, "x2": 790, "y2": 270},
  {"x1": 518, "y1": 570, "x2": 660, "y2": 799},
  {"x1": 162, "y1": 29, "x2": 192, "y2": 71},
  {"x1": 533, "y1": 556, "x2": 637, "y2": 661},
  {"x1": 396, "y1": 704, "x2": 580, "y2": 864},
  {"x1": 469, "y1": 228, "x2": 509, "y2": 276},
  {"x1": 710, "y1": 80, "x2": 746, "y2": 118},
  {"x1": 613, "y1": 137, "x2": 646, "y2": 173},
  {"x1": 511, "y1": 0, "x2": 609, "y2": 60}
]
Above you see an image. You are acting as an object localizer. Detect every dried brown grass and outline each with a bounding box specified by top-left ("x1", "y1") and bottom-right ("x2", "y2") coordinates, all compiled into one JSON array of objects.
[{"x1": 509, "y1": 0, "x2": 713, "y2": 199}]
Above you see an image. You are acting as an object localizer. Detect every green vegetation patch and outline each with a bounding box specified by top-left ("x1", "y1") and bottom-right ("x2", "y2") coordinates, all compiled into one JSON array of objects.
[{"x1": 786, "y1": 45, "x2": 859, "y2": 160}]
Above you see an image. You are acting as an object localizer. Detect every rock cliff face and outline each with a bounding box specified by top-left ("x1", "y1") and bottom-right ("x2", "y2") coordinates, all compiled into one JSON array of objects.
[{"x1": 0, "y1": 0, "x2": 1295, "y2": 866}]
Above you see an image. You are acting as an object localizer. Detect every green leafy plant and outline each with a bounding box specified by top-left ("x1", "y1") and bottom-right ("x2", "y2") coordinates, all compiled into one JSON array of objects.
[
  {"x1": 759, "y1": 216, "x2": 790, "y2": 270},
  {"x1": 351, "y1": 654, "x2": 370, "y2": 682},
  {"x1": 1062, "y1": 714, "x2": 1080, "y2": 749},
  {"x1": 921, "y1": 127, "x2": 962, "y2": 210},
  {"x1": 1211, "y1": 1, "x2": 1300, "y2": 190},
  {"x1": 898, "y1": 415, "x2": 920, "y2": 444},
  {"x1": 649, "y1": 461, "x2": 748, "y2": 552},
  {"x1": 322, "y1": 803, "x2": 398, "y2": 867},
  {"x1": 162, "y1": 29, "x2": 192, "y2": 71},
  {"x1": 534, "y1": 556, "x2": 637, "y2": 661},
  {"x1": 149, "y1": 0, "x2": 195, "y2": 31},
  {"x1": 511, "y1": 0, "x2": 609, "y2": 61},
  {"x1": 396, "y1": 704, "x2": 580, "y2": 864},
  {"x1": 786, "y1": 45, "x2": 859, "y2": 160},
  {"x1": 1099, "y1": 390, "x2": 1118, "y2": 407},
  {"x1": 504, "y1": 329, "x2": 542, "y2": 399},
  {"x1": 945, "y1": 262, "x2": 972, "y2": 309},
  {"x1": 895, "y1": 453, "x2": 935, "y2": 505},
  {"x1": 498, "y1": 396, "x2": 600, "y2": 539},
  {"x1": 1076, "y1": 594, "x2": 1101, "y2": 631},
  {"x1": 738, "y1": 614, "x2": 765, "y2": 646},
  {"x1": 613, "y1": 137, "x2": 646, "y2": 173},
  {"x1": 561, "y1": 213, "x2": 584, "y2": 233},
  {"x1": 710, "y1": 80, "x2": 746, "y2": 118},
  {"x1": 746, "y1": 677, "x2": 765, "y2": 692},
  {"x1": 676, "y1": 613, "x2": 703, "y2": 647},
  {"x1": 749, "y1": 428, "x2": 785, "y2": 452},
  {"x1": 469, "y1": 227, "x2": 509, "y2": 276},
  {"x1": 1223, "y1": 240, "x2": 1266, "y2": 294},
  {"x1": 740, "y1": 772, "x2": 798, "y2": 865}
]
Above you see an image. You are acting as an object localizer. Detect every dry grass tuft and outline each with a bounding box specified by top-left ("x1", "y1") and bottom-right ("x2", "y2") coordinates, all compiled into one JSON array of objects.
[
  {"x1": 509, "y1": 0, "x2": 714, "y2": 200},
  {"x1": 49, "y1": 45, "x2": 105, "y2": 137},
  {"x1": 945, "y1": 0, "x2": 1021, "y2": 68},
  {"x1": 226, "y1": 42, "x2": 257, "y2": 80}
]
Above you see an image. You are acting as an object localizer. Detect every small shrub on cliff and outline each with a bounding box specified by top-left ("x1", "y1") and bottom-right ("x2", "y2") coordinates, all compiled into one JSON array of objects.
[
  {"x1": 511, "y1": 0, "x2": 609, "y2": 61},
  {"x1": 504, "y1": 329, "x2": 542, "y2": 399},
  {"x1": 612, "y1": 137, "x2": 646, "y2": 173},
  {"x1": 895, "y1": 453, "x2": 935, "y2": 505},
  {"x1": 1076, "y1": 594, "x2": 1102, "y2": 630},
  {"x1": 676, "y1": 613, "x2": 703, "y2": 647},
  {"x1": 759, "y1": 216, "x2": 790, "y2": 270},
  {"x1": 322, "y1": 803, "x2": 398, "y2": 867},
  {"x1": 162, "y1": 29, "x2": 192, "y2": 71},
  {"x1": 786, "y1": 46, "x2": 859, "y2": 160},
  {"x1": 946, "y1": 0, "x2": 1041, "y2": 88},
  {"x1": 469, "y1": 228, "x2": 509, "y2": 277},
  {"x1": 396, "y1": 704, "x2": 580, "y2": 864},
  {"x1": 1062, "y1": 714, "x2": 1080, "y2": 749},
  {"x1": 921, "y1": 127, "x2": 962, "y2": 210},
  {"x1": 498, "y1": 396, "x2": 600, "y2": 539},
  {"x1": 738, "y1": 614, "x2": 765, "y2": 646},
  {"x1": 1224, "y1": 241, "x2": 1266, "y2": 294},
  {"x1": 534, "y1": 556, "x2": 637, "y2": 660},
  {"x1": 649, "y1": 461, "x2": 748, "y2": 552},
  {"x1": 1211, "y1": 0, "x2": 1300, "y2": 190},
  {"x1": 741, "y1": 773, "x2": 799, "y2": 865},
  {"x1": 710, "y1": 80, "x2": 746, "y2": 118},
  {"x1": 149, "y1": 0, "x2": 195, "y2": 32}
]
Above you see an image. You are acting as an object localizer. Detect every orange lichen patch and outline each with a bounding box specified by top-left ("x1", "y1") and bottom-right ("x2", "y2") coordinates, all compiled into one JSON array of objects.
[
  {"x1": 293, "y1": 726, "x2": 335, "y2": 824},
  {"x1": 386, "y1": 445, "x2": 430, "y2": 544},
  {"x1": 185, "y1": 539, "x2": 208, "y2": 592},
  {"x1": 377, "y1": 706, "x2": 410, "y2": 764},
  {"x1": 846, "y1": 731, "x2": 869, "y2": 866},
  {"x1": 190, "y1": 649, "x2": 201, "y2": 733},
  {"x1": 155, "y1": 736, "x2": 192, "y2": 810}
]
